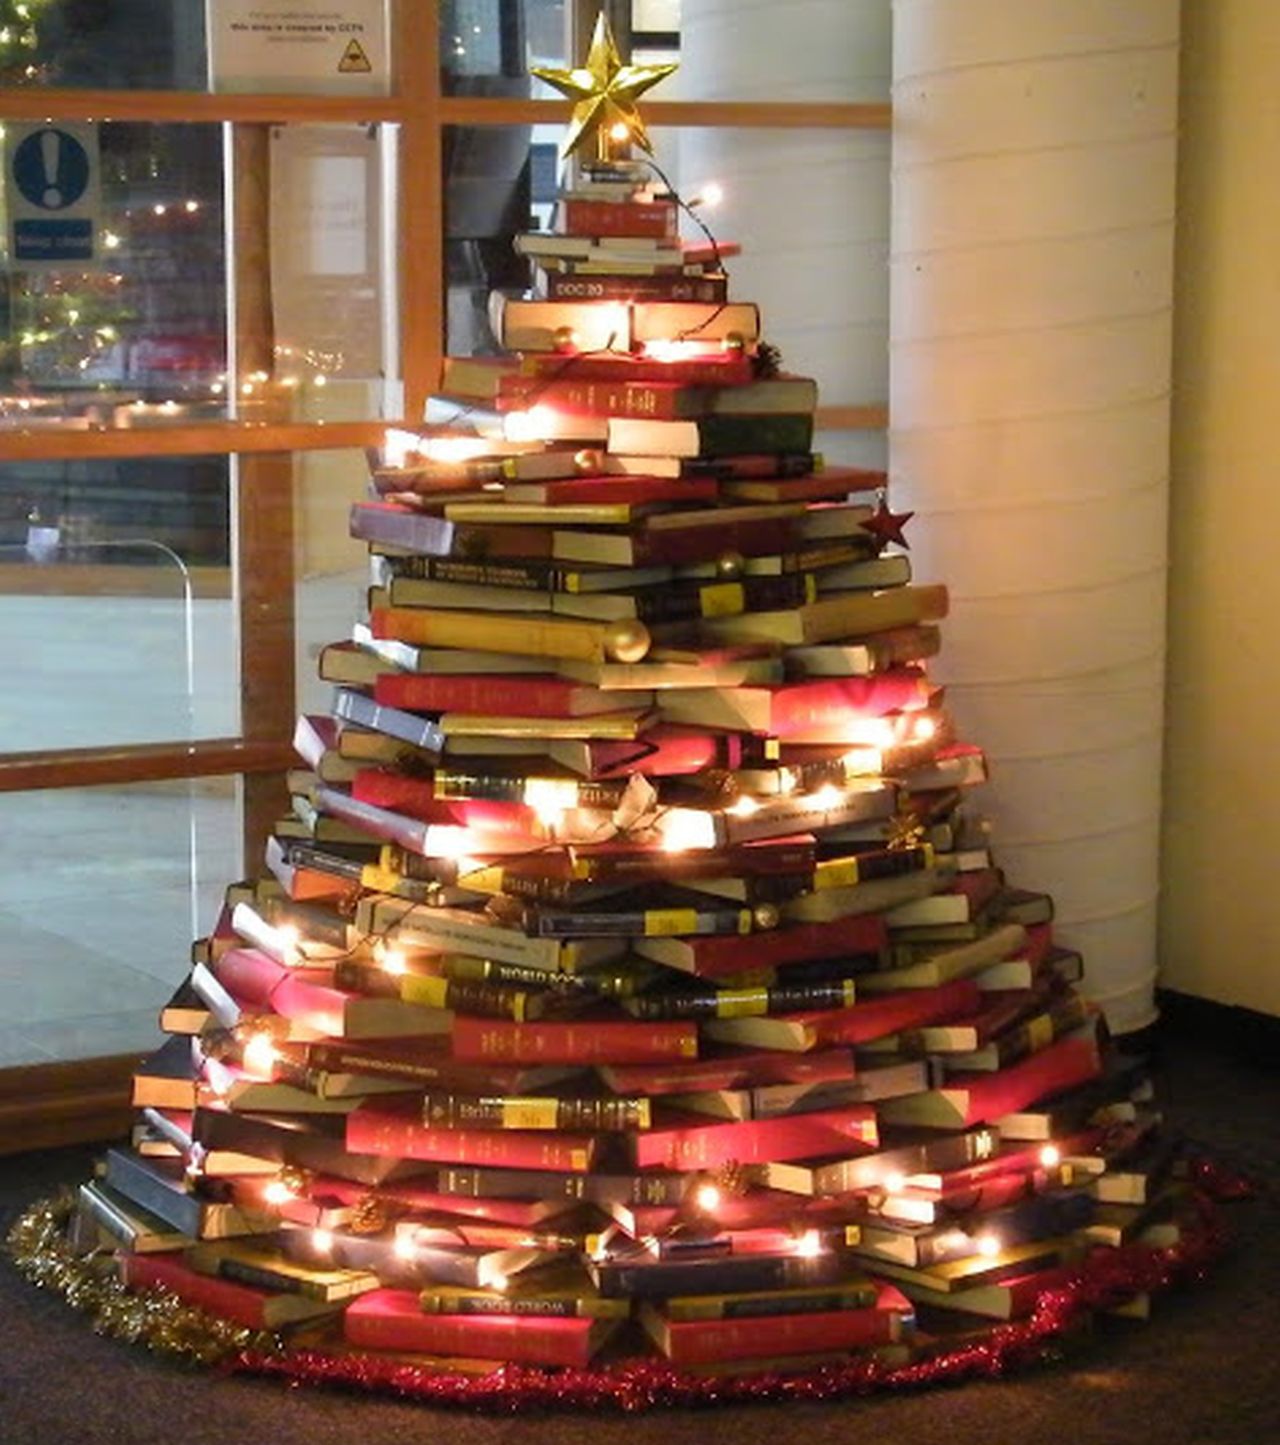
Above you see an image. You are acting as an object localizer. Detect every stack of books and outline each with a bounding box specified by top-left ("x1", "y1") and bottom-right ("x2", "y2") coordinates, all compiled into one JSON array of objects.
[{"x1": 81, "y1": 157, "x2": 1185, "y2": 1376}]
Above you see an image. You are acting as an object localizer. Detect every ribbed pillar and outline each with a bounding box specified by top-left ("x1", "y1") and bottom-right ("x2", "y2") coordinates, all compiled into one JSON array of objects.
[
  {"x1": 890, "y1": 1, "x2": 1180, "y2": 1031},
  {"x1": 674, "y1": 0, "x2": 892, "y2": 463}
]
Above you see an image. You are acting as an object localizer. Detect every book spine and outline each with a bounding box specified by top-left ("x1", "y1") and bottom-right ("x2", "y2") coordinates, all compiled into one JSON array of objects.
[
  {"x1": 521, "y1": 353, "x2": 755, "y2": 386},
  {"x1": 633, "y1": 1105, "x2": 877, "y2": 1171},
  {"x1": 330, "y1": 959, "x2": 538, "y2": 1023},
  {"x1": 437, "y1": 1166, "x2": 689, "y2": 1205},
  {"x1": 656, "y1": 1304, "x2": 900, "y2": 1365},
  {"x1": 344, "y1": 1294, "x2": 596, "y2": 1367},
  {"x1": 420, "y1": 1091, "x2": 650, "y2": 1132},
  {"x1": 372, "y1": 673, "x2": 575, "y2": 717},
  {"x1": 370, "y1": 606, "x2": 640, "y2": 666},
  {"x1": 450, "y1": 1017, "x2": 698, "y2": 1065},
  {"x1": 332, "y1": 689, "x2": 445, "y2": 753},
  {"x1": 558, "y1": 197, "x2": 678, "y2": 237},
  {"x1": 543, "y1": 271, "x2": 729, "y2": 303},
  {"x1": 120, "y1": 1254, "x2": 282, "y2": 1331},
  {"x1": 624, "y1": 977, "x2": 856, "y2": 1021},
  {"x1": 592, "y1": 1250, "x2": 837, "y2": 1299},
  {"x1": 346, "y1": 1110, "x2": 597, "y2": 1172},
  {"x1": 349, "y1": 502, "x2": 455, "y2": 554},
  {"x1": 513, "y1": 902, "x2": 754, "y2": 940}
]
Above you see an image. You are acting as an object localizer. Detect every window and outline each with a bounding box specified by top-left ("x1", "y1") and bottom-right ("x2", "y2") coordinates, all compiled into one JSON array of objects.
[{"x1": 0, "y1": 0, "x2": 888, "y2": 1147}]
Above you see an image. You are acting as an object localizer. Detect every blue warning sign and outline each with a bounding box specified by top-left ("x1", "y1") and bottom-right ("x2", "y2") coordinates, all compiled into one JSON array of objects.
[
  {"x1": 13, "y1": 128, "x2": 92, "y2": 211},
  {"x1": 7, "y1": 122, "x2": 99, "y2": 266}
]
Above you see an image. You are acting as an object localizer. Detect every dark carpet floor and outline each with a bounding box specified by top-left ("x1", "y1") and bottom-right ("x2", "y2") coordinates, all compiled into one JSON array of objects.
[{"x1": 1, "y1": 1027, "x2": 1276, "y2": 1445}]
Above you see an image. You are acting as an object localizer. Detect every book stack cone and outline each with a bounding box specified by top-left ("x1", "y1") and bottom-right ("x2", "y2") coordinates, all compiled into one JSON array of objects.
[{"x1": 68, "y1": 15, "x2": 1198, "y2": 1394}]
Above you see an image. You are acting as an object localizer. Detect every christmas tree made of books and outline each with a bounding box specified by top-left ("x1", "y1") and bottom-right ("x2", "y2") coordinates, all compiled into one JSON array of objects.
[{"x1": 59, "y1": 16, "x2": 1198, "y2": 1396}]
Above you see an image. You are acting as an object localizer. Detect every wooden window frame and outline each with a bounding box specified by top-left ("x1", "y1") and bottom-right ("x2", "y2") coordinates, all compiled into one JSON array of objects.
[{"x1": 0, "y1": 0, "x2": 889, "y2": 1152}]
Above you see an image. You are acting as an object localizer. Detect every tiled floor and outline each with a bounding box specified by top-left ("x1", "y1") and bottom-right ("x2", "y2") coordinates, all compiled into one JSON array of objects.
[{"x1": 0, "y1": 569, "x2": 365, "y2": 1067}]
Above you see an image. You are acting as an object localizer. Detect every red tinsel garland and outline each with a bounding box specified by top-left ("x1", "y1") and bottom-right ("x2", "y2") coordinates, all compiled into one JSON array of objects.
[{"x1": 226, "y1": 1178, "x2": 1235, "y2": 1412}]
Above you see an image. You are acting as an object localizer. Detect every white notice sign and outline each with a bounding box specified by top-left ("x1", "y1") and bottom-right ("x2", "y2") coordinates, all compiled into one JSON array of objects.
[{"x1": 207, "y1": 1, "x2": 389, "y2": 95}]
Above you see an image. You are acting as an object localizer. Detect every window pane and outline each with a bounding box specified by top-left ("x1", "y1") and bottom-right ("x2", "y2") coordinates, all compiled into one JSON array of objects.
[
  {"x1": 1, "y1": 120, "x2": 227, "y2": 425},
  {"x1": 0, "y1": 454, "x2": 236, "y2": 750},
  {"x1": 0, "y1": 0, "x2": 207, "y2": 89},
  {"x1": 0, "y1": 120, "x2": 399, "y2": 427},
  {"x1": 442, "y1": 0, "x2": 571, "y2": 100},
  {"x1": 0, "y1": 777, "x2": 238, "y2": 1066},
  {"x1": 294, "y1": 447, "x2": 371, "y2": 721}
]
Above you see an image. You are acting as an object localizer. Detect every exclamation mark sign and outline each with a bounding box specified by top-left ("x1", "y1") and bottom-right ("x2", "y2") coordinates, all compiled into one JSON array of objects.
[{"x1": 41, "y1": 129, "x2": 62, "y2": 208}]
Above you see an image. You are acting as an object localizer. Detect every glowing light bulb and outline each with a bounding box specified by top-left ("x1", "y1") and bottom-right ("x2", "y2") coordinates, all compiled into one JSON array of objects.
[
  {"x1": 727, "y1": 795, "x2": 760, "y2": 818},
  {"x1": 695, "y1": 1183, "x2": 721, "y2": 1212},
  {"x1": 524, "y1": 777, "x2": 580, "y2": 828},
  {"x1": 311, "y1": 1228, "x2": 334, "y2": 1254},
  {"x1": 609, "y1": 121, "x2": 631, "y2": 143},
  {"x1": 975, "y1": 1233, "x2": 1001, "y2": 1258},
  {"x1": 912, "y1": 714, "x2": 937, "y2": 742},
  {"x1": 698, "y1": 181, "x2": 724, "y2": 208},
  {"x1": 808, "y1": 784, "x2": 844, "y2": 812},
  {"x1": 392, "y1": 1234, "x2": 419, "y2": 1261},
  {"x1": 793, "y1": 1229, "x2": 824, "y2": 1258},
  {"x1": 262, "y1": 1178, "x2": 295, "y2": 1206},
  {"x1": 383, "y1": 427, "x2": 422, "y2": 468},
  {"x1": 185, "y1": 200, "x2": 200, "y2": 213},
  {"x1": 1039, "y1": 1144, "x2": 1061, "y2": 1169},
  {"x1": 425, "y1": 825, "x2": 475, "y2": 859},
  {"x1": 504, "y1": 404, "x2": 557, "y2": 443},
  {"x1": 153, "y1": 203, "x2": 166, "y2": 216},
  {"x1": 241, "y1": 1032, "x2": 278, "y2": 1078},
  {"x1": 487, "y1": 1272, "x2": 509, "y2": 1293},
  {"x1": 379, "y1": 947, "x2": 408, "y2": 977},
  {"x1": 421, "y1": 434, "x2": 492, "y2": 464},
  {"x1": 102, "y1": 230, "x2": 121, "y2": 250},
  {"x1": 658, "y1": 808, "x2": 718, "y2": 853},
  {"x1": 883, "y1": 1172, "x2": 906, "y2": 1195}
]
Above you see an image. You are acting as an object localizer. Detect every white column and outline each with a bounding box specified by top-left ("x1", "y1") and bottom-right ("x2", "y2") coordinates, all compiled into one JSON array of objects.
[
  {"x1": 673, "y1": 0, "x2": 893, "y2": 468},
  {"x1": 890, "y1": 1, "x2": 1180, "y2": 1032}
]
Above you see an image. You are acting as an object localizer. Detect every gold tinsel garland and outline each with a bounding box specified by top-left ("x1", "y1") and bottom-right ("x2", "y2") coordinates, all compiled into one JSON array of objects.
[{"x1": 6, "y1": 1191, "x2": 280, "y2": 1366}]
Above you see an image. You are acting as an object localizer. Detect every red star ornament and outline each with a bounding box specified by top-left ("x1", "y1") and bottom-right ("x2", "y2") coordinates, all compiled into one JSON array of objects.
[{"x1": 864, "y1": 498, "x2": 914, "y2": 551}]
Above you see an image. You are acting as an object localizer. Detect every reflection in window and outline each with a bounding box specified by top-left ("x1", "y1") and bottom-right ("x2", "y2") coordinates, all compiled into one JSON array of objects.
[{"x1": 0, "y1": 0, "x2": 206, "y2": 90}]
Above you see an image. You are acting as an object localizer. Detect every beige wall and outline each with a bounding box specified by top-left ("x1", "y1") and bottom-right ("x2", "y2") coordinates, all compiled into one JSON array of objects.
[{"x1": 1163, "y1": 0, "x2": 1280, "y2": 1014}]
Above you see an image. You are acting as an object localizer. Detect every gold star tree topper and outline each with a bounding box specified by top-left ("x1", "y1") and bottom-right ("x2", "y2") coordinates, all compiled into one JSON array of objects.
[{"x1": 532, "y1": 12, "x2": 677, "y2": 162}]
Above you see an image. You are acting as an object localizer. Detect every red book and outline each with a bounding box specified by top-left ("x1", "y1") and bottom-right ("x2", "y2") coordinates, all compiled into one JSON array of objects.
[
  {"x1": 119, "y1": 1252, "x2": 341, "y2": 1330},
  {"x1": 451, "y1": 1016, "x2": 697, "y2": 1066},
  {"x1": 877, "y1": 1032, "x2": 1104, "y2": 1129},
  {"x1": 350, "y1": 770, "x2": 539, "y2": 834},
  {"x1": 643, "y1": 1284, "x2": 910, "y2": 1364},
  {"x1": 634, "y1": 1104, "x2": 878, "y2": 1171},
  {"x1": 703, "y1": 977, "x2": 984, "y2": 1051},
  {"x1": 292, "y1": 713, "x2": 340, "y2": 769},
  {"x1": 346, "y1": 1104, "x2": 598, "y2": 1173},
  {"x1": 306, "y1": 1176, "x2": 571, "y2": 1228},
  {"x1": 345, "y1": 1288, "x2": 615, "y2": 1365},
  {"x1": 557, "y1": 196, "x2": 678, "y2": 238},
  {"x1": 371, "y1": 673, "x2": 629, "y2": 719},
  {"x1": 637, "y1": 910, "x2": 889, "y2": 981},
  {"x1": 716, "y1": 670, "x2": 932, "y2": 739},
  {"x1": 519, "y1": 352, "x2": 755, "y2": 387}
]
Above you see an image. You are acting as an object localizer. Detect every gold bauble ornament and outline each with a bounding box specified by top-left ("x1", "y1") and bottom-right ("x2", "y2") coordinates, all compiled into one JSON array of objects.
[
  {"x1": 715, "y1": 551, "x2": 745, "y2": 580},
  {"x1": 552, "y1": 325, "x2": 579, "y2": 353},
  {"x1": 575, "y1": 447, "x2": 604, "y2": 473},
  {"x1": 604, "y1": 620, "x2": 652, "y2": 663},
  {"x1": 723, "y1": 331, "x2": 747, "y2": 354},
  {"x1": 753, "y1": 903, "x2": 781, "y2": 931}
]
